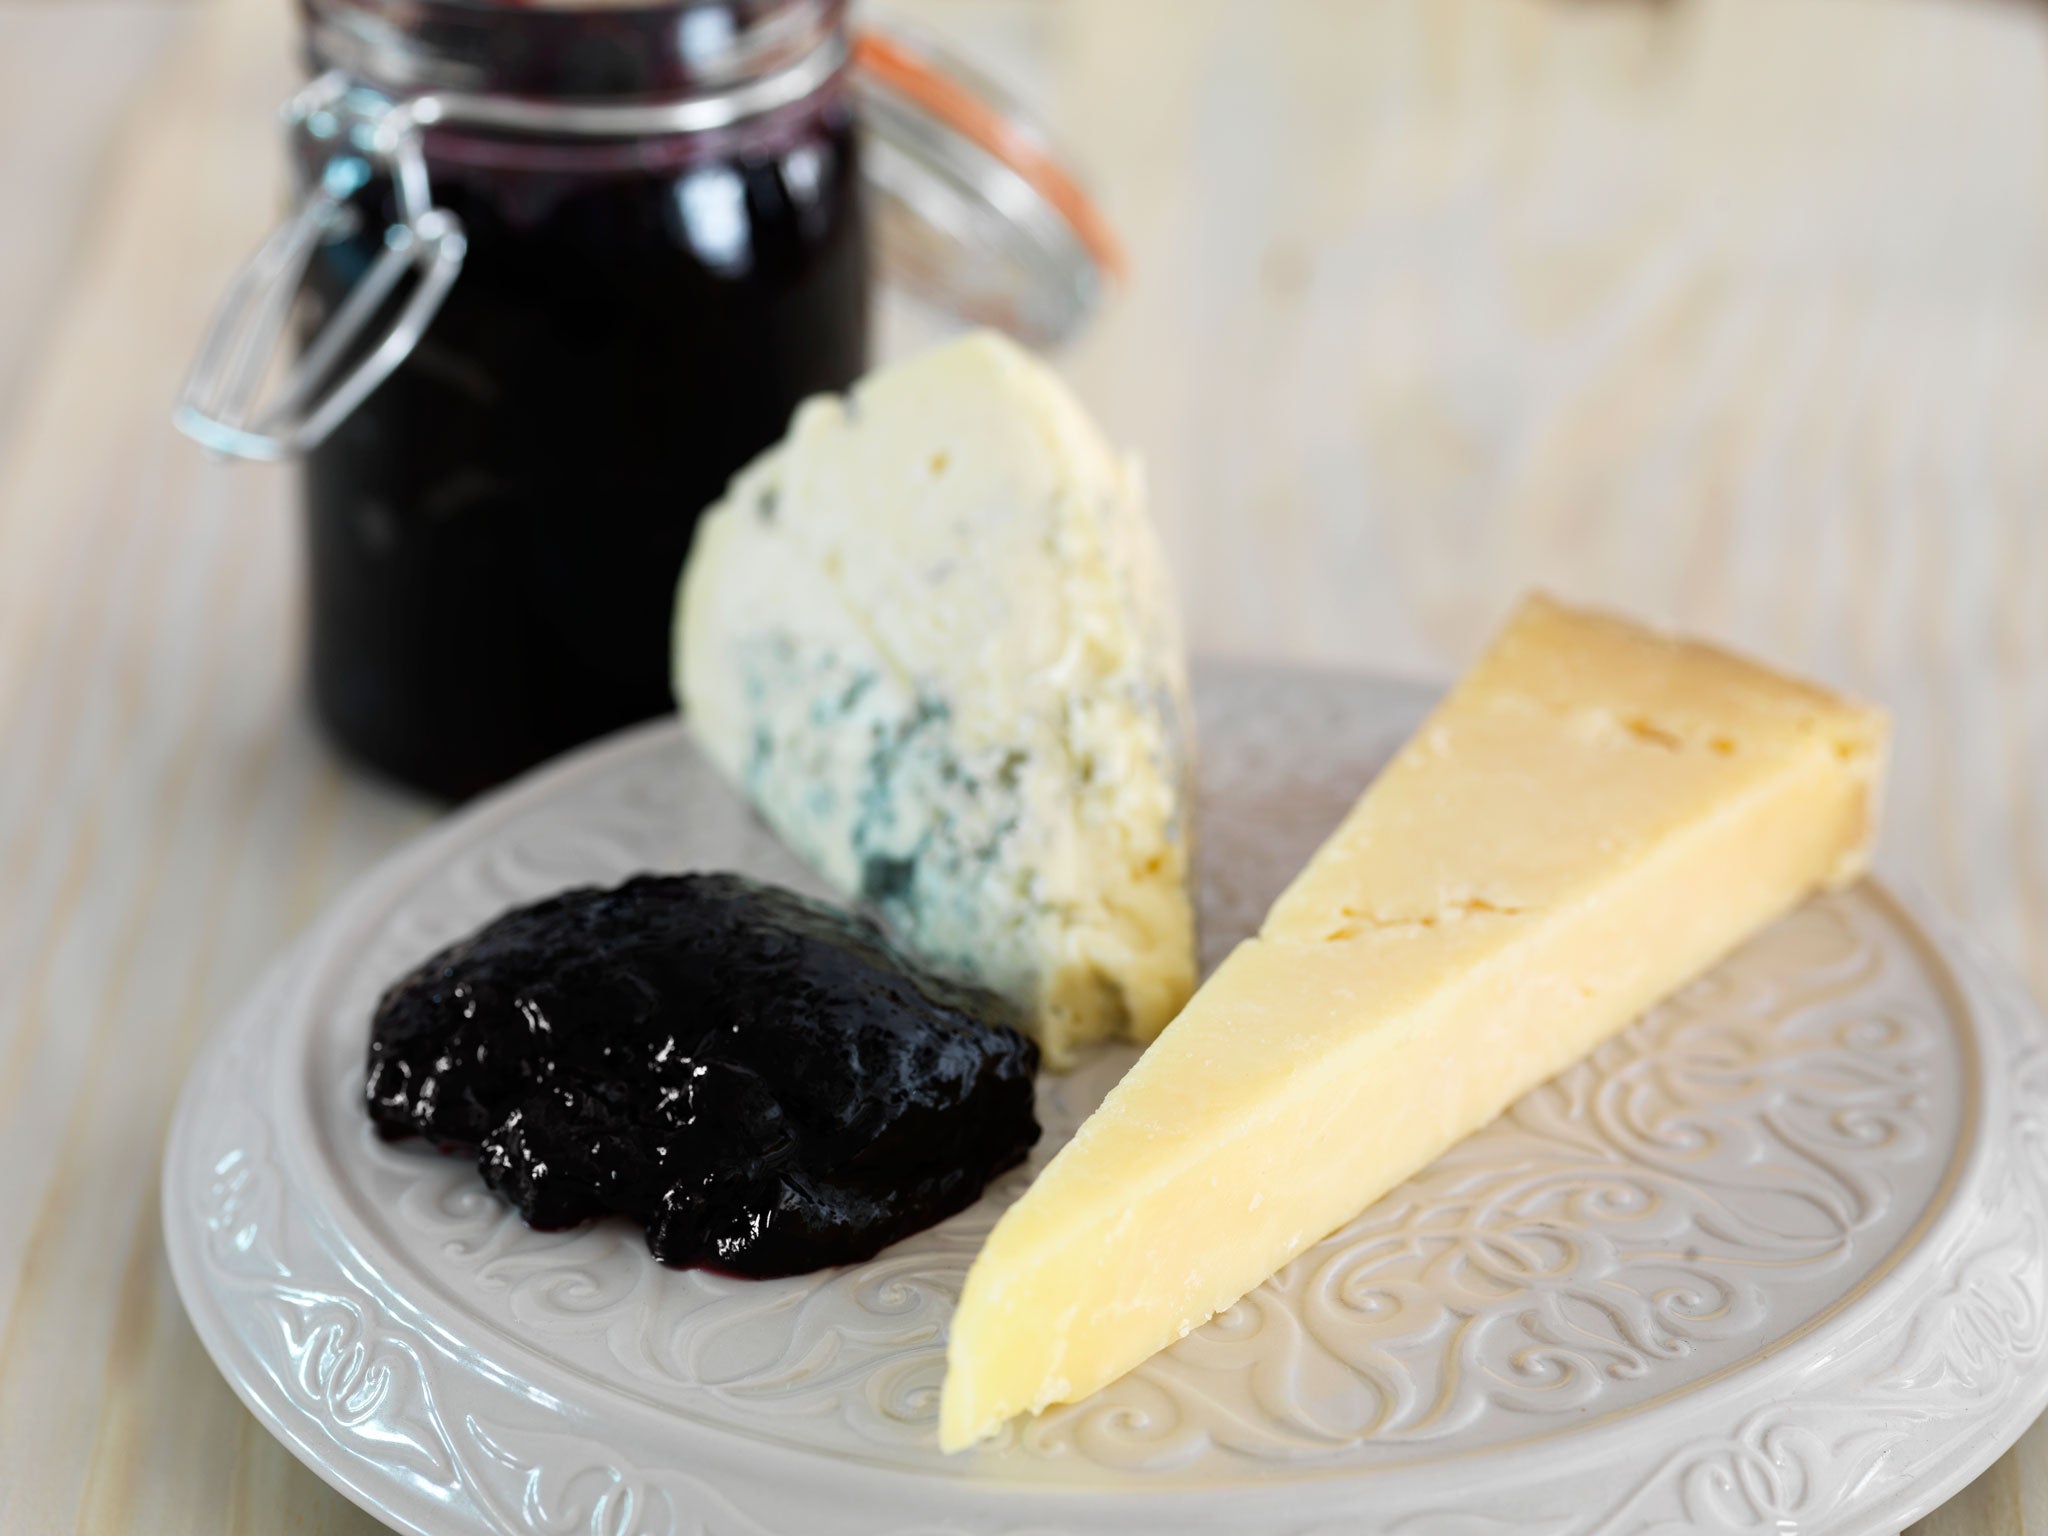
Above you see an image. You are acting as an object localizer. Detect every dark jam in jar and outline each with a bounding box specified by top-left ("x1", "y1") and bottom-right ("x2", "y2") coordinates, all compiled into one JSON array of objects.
[{"x1": 301, "y1": 19, "x2": 868, "y2": 800}]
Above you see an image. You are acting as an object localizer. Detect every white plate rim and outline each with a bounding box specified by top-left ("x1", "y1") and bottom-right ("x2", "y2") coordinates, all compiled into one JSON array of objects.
[{"x1": 162, "y1": 674, "x2": 2048, "y2": 1536}]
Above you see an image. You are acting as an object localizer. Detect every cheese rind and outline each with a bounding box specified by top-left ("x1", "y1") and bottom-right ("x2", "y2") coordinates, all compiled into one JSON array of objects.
[
  {"x1": 675, "y1": 332, "x2": 1197, "y2": 1068},
  {"x1": 938, "y1": 594, "x2": 1887, "y2": 1450}
]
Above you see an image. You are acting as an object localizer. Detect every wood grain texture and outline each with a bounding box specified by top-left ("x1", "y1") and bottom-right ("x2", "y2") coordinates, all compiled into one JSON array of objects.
[
  {"x1": 0, "y1": 2, "x2": 182, "y2": 470},
  {"x1": 0, "y1": 0, "x2": 2042, "y2": 1530}
]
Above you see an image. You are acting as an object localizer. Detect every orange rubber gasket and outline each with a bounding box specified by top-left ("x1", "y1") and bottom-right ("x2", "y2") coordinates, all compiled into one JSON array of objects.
[{"x1": 852, "y1": 29, "x2": 1129, "y2": 285}]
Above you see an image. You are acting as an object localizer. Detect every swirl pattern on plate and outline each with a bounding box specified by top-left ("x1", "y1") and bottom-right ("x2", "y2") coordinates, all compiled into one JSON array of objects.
[
  {"x1": 312, "y1": 672, "x2": 1962, "y2": 1474},
  {"x1": 162, "y1": 669, "x2": 2048, "y2": 1535}
]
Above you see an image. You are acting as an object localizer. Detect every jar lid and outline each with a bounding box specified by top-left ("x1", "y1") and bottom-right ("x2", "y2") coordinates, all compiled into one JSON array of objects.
[
  {"x1": 298, "y1": 0, "x2": 1122, "y2": 344},
  {"x1": 854, "y1": 28, "x2": 1123, "y2": 348}
]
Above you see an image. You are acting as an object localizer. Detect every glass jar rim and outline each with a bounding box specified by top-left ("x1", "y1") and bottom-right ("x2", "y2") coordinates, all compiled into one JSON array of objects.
[
  {"x1": 176, "y1": 9, "x2": 1121, "y2": 462},
  {"x1": 300, "y1": 0, "x2": 844, "y2": 105}
]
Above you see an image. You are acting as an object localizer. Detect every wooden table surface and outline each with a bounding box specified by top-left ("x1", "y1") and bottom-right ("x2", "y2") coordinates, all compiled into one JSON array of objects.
[{"x1": 3, "y1": 0, "x2": 2046, "y2": 1530}]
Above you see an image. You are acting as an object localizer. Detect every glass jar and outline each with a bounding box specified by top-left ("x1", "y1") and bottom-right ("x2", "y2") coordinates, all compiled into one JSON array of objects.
[{"x1": 180, "y1": 1, "x2": 1115, "y2": 800}]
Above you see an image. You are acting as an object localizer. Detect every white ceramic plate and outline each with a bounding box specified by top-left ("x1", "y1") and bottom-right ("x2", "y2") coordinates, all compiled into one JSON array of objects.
[{"x1": 164, "y1": 664, "x2": 2048, "y2": 1536}]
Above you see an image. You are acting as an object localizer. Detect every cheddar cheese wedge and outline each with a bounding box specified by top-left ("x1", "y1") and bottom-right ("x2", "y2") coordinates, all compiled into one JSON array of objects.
[{"x1": 939, "y1": 594, "x2": 1887, "y2": 1450}]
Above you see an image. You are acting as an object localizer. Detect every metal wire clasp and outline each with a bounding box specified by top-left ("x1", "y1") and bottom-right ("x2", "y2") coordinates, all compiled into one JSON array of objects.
[{"x1": 175, "y1": 72, "x2": 466, "y2": 461}]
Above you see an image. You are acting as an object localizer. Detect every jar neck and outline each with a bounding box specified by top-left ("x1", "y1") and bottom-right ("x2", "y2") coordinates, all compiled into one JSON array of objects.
[{"x1": 300, "y1": 0, "x2": 845, "y2": 107}]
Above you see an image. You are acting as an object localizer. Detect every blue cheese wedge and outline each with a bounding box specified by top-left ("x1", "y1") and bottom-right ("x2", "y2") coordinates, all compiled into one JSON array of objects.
[{"x1": 674, "y1": 332, "x2": 1196, "y2": 1068}]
